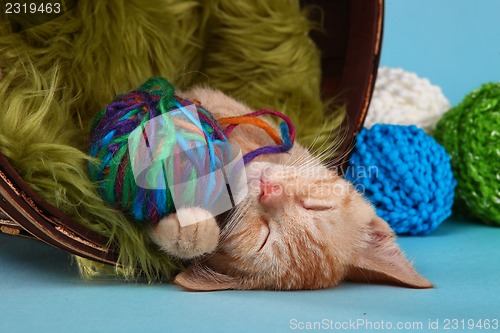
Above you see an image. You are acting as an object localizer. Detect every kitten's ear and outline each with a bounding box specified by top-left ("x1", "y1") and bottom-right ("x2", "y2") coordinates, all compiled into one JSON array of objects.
[
  {"x1": 174, "y1": 264, "x2": 247, "y2": 291},
  {"x1": 346, "y1": 216, "x2": 433, "y2": 288}
]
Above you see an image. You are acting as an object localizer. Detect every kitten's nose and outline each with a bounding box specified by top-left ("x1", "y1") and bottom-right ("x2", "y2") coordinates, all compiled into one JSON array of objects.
[{"x1": 259, "y1": 180, "x2": 283, "y2": 202}]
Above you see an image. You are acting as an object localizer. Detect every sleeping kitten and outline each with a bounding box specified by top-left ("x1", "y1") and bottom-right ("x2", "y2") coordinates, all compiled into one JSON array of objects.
[{"x1": 149, "y1": 87, "x2": 432, "y2": 291}]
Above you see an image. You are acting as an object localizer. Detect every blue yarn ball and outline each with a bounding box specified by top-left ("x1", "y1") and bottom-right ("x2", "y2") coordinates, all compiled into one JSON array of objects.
[{"x1": 345, "y1": 124, "x2": 456, "y2": 235}]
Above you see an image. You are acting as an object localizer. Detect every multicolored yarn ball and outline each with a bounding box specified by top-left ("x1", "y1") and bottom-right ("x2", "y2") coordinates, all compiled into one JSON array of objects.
[
  {"x1": 434, "y1": 82, "x2": 500, "y2": 225},
  {"x1": 89, "y1": 77, "x2": 294, "y2": 223},
  {"x1": 365, "y1": 67, "x2": 451, "y2": 133},
  {"x1": 345, "y1": 124, "x2": 456, "y2": 235}
]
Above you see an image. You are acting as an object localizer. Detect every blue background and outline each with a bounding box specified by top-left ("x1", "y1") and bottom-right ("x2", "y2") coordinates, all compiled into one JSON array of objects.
[
  {"x1": 381, "y1": 0, "x2": 500, "y2": 106},
  {"x1": 1, "y1": 1, "x2": 500, "y2": 332}
]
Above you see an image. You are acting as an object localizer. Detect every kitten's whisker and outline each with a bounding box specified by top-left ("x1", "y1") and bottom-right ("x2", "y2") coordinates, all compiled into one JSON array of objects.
[
  {"x1": 309, "y1": 128, "x2": 351, "y2": 170},
  {"x1": 291, "y1": 135, "x2": 329, "y2": 166},
  {"x1": 317, "y1": 127, "x2": 349, "y2": 158},
  {"x1": 285, "y1": 122, "x2": 334, "y2": 167},
  {"x1": 218, "y1": 199, "x2": 251, "y2": 245},
  {"x1": 306, "y1": 122, "x2": 343, "y2": 157},
  {"x1": 297, "y1": 155, "x2": 325, "y2": 172},
  {"x1": 303, "y1": 128, "x2": 325, "y2": 154},
  {"x1": 301, "y1": 120, "x2": 330, "y2": 152},
  {"x1": 288, "y1": 151, "x2": 311, "y2": 168},
  {"x1": 323, "y1": 140, "x2": 355, "y2": 169},
  {"x1": 293, "y1": 129, "x2": 345, "y2": 170}
]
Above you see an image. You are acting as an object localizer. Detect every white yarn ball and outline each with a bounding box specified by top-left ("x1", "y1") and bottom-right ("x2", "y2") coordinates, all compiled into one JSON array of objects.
[{"x1": 365, "y1": 67, "x2": 451, "y2": 133}]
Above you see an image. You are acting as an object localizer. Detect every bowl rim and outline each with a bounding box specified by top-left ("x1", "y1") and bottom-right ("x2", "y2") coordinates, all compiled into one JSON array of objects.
[{"x1": 0, "y1": 0, "x2": 384, "y2": 266}]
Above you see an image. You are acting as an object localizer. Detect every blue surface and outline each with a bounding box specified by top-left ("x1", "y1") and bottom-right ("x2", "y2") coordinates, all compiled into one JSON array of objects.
[
  {"x1": 381, "y1": 0, "x2": 500, "y2": 106},
  {"x1": 1, "y1": 219, "x2": 499, "y2": 333},
  {"x1": 2, "y1": 1, "x2": 500, "y2": 332}
]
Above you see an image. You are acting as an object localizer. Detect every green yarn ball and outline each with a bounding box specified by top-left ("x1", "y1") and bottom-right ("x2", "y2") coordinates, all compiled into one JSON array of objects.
[{"x1": 434, "y1": 82, "x2": 500, "y2": 225}]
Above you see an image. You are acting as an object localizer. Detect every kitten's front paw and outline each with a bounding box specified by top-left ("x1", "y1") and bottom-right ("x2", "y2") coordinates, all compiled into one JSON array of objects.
[{"x1": 149, "y1": 207, "x2": 220, "y2": 260}]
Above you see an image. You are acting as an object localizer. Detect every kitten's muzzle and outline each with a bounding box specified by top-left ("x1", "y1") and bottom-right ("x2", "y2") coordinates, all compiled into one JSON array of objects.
[{"x1": 259, "y1": 179, "x2": 283, "y2": 202}]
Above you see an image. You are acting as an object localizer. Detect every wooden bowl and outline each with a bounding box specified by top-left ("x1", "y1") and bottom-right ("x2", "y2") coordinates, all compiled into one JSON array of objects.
[{"x1": 0, "y1": 0, "x2": 384, "y2": 265}]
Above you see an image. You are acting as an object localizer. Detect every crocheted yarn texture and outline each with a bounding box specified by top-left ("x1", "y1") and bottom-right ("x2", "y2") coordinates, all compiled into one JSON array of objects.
[
  {"x1": 434, "y1": 82, "x2": 500, "y2": 225},
  {"x1": 365, "y1": 67, "x2": 450, "y2": 133},
  {"x1": 346, "y1": 124, "x2": 456, "y2": 235}
]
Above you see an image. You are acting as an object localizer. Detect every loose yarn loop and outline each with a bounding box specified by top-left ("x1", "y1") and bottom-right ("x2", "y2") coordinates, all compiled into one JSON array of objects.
[
  {"x1": 219, "y1": 109, "x2": 295, "y2": 164},
  {"x1": 434, "y1": 82, "x2": 500, "y2": 225},
  {"x1": 89, "y1": 77, "x2": 294, "y2": 223},
  {"x1": 346, "y1": 124, "x2": 456, "y2": 235}
]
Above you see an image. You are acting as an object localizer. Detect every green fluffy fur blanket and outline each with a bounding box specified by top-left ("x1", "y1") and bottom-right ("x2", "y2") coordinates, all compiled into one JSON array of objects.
[{"x1": 0, "y1": 0, "x2": 343, "y2": 281}]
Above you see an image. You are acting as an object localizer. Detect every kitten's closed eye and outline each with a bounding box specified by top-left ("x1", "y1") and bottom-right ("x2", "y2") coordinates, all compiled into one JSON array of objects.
[{"x1": 300, "y1": 199, "x2": 334, "y2": 212}]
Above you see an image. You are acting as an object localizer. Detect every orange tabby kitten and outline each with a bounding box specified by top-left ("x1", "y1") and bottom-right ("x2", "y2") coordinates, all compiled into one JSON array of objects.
[{"x1": 149, "y1": 87, "x2": 433, "y2": 291}]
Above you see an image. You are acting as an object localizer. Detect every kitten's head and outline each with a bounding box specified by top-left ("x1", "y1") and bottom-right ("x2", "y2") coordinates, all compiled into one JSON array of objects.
[{"x1": 175, "y1": 161, "x2": 432, "y2": 291}]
